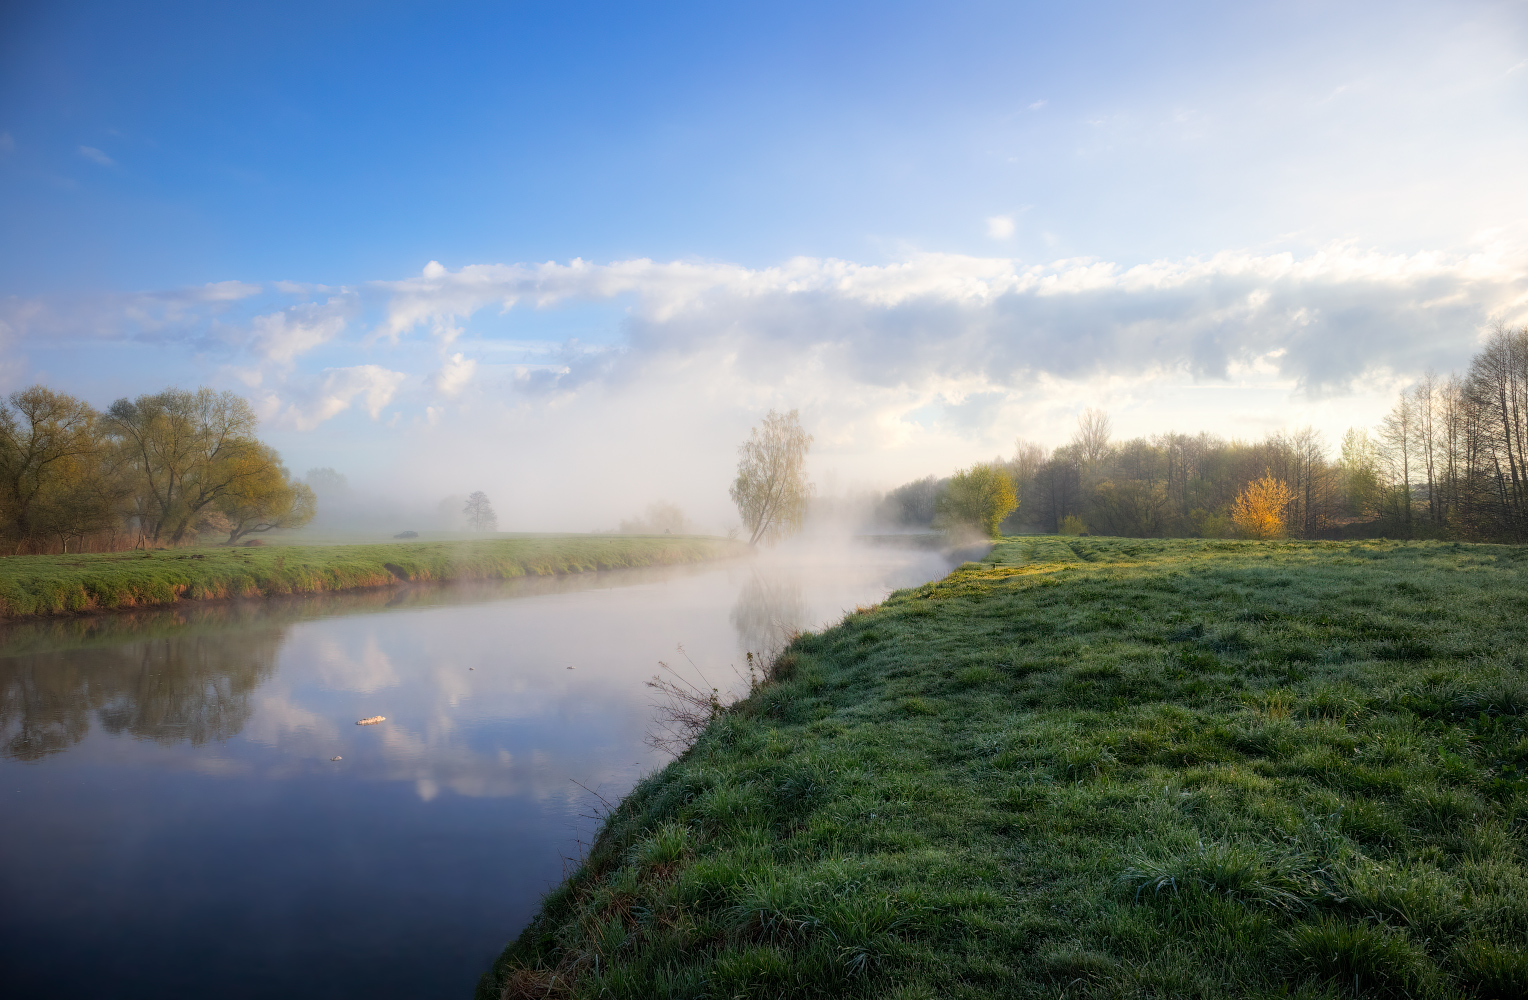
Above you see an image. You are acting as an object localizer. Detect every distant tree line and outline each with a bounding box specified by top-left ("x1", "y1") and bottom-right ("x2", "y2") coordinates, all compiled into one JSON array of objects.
[
  {"x1": 880, "y1": 325, "x2": 1528, "y2": 543},
  {"x1": 0, "y1": 385, "x2": 314, "y2": 553}
]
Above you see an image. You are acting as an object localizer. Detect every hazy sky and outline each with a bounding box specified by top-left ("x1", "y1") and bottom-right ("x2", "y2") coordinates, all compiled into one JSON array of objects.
[{"x1": 2, "y1": 0, "x2": 1526, "y2": 529}]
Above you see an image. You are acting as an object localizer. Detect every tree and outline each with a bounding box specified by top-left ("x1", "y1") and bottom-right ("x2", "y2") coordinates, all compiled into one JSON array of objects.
[
  {"x1": 1072, "y1": 408, "x2": 1113, "y2": 468},
  {"x1": 1339, "y1": 428, "x2": 1383, "y2": 517},
  {"x1": 1231, "y1": 474, "x2": 1294, "y2": 539},
  {"x1": 463, "y1": 491, "x2": 498, "y2": 532},
  {"x1": 730, "y1": 409, "x2": 813, "y2": 546},
  {"x1": 1380, "y1": 391, "x2": 1417, "y2": 536},
  {"x1": 0, "y1": 387, "x2": 105, "y2": 553},
  {"x1": 936, "y1": 462, "x2": 1018, "y2": 538},
  {"x1": 212, "y1": 444, "x2": 317, "y2": 544},
  {"x1": 106, "y1": 388, "x2": 267, "y2": 544},
  {"x1": 879, "y1": 475, "x2": 945, "y2": 528},
  {"x1": 619, "y1": 501, "x2": 691, "y2": 534}
]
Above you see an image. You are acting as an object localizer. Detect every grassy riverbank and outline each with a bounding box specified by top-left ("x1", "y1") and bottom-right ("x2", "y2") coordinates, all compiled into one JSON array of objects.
[
  {"x1": 481, "y1": 536, "x2": 1528, "y2": 999},
  {"x1": 0, "y1": 535, "x2": 745, "y2": 618}
]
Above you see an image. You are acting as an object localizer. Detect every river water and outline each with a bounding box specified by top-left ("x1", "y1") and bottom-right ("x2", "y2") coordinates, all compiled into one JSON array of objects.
[{"x1": 0, "y1": 541, "x2": 958, "y2": 999}]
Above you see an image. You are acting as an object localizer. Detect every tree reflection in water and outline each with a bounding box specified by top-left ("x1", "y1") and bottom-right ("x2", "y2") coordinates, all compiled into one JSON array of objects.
[
  {"x1": 0, "y1": 565, "x2": 746, "y2": 762},
  {"x1": 0, "y1": 629, "x2": 283, "y2": 759},
  {"x1": 728, "y1": 567, "x2": 808, "y2": 664}
]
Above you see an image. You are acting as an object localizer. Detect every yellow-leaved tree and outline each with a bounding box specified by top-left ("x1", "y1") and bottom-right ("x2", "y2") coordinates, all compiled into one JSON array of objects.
[
  {"x1": 1231, "y1": 474, "x2": 1294, "y2": 539},
  {"x1": 936, "y1": 462, "x2": 1018, "y2": 539}
]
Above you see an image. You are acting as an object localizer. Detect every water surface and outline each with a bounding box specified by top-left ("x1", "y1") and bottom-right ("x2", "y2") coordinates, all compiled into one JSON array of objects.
[{"x1": 0, "y1": 542, "x2": 958, "y2": 999}]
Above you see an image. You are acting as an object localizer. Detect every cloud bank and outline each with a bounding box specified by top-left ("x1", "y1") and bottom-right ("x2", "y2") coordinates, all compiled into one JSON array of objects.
[{"x1": 1, "y1": 243, "x2": 1524, "y2": 528}]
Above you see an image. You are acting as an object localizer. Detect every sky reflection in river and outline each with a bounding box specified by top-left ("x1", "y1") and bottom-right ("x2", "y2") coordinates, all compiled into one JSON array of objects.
[{"x1": 0, "y1": 541, "x2": 957, "y2": 999}]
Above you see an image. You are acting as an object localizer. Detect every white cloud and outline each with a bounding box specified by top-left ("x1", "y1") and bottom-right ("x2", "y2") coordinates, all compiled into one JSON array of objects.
[
  {"x1": 433, "y1": 352, "x2": 476, "y2": 396},
  {"x1": 3, "y1": 245, "x2": 1526, "y2": 529},
  {"x1": 373, "y1": 245, "x2": 1528, "y2": 395},
  {"x1": 250, "y1": 299, "x2": 351, "y2": 363},
  {"x1": 77, "y1": 145, "x2": 113, "y2": 166},
  {"x1": 987, "y1": 215, "x2": 1015, "y2": 239},
  {"x1": 264, "y1": 364, "x2": 407, "y2": 431}
]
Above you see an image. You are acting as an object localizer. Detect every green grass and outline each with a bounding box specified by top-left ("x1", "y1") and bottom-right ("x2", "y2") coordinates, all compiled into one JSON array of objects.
[
  {"x1": 0, "y1": 535, "x2": 744, "y2": 618},
  {"x1": 479, "y1": 536, "x2": 1528, "y2": 1000}
]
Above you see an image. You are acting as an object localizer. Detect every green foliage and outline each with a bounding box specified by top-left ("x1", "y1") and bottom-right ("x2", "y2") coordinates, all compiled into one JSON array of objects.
[
  {"x1": 1058, "y1": 514, "x2": 1088, "y2": 536},
  {"x1": 935, "y1": 463, "x2": 1017, "y2": 538},
  {"x1": 482, "y1": 536, "x2": 1528, "y2": 1000},
  {"x1": 0, "y1": 535, "x2": 744, "y2": 618}
]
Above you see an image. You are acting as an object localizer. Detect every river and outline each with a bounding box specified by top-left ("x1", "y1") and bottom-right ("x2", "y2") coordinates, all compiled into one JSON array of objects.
[{"x1": 0, "y1": 540, "x2": 960, "y2": 999}]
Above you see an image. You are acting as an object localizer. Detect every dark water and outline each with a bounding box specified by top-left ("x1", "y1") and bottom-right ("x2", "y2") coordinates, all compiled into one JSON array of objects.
[{"x1": 0, "y1": 542, "x2": 959, "y2": 999}]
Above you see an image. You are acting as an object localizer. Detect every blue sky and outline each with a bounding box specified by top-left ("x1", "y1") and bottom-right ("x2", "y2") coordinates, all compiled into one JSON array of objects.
[{"x1": 2, "y1": 0, "x2": 1526, "y2": 528}]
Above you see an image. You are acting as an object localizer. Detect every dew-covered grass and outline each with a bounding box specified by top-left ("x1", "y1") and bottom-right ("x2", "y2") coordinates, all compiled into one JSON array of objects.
[{"x1": 480, "y1": 536, "x2": 1528, "y2": 999}]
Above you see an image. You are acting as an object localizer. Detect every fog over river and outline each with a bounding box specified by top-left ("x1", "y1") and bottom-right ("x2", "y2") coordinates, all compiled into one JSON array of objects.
[{"x1": 0, "y1": 540, "x2": 962, "y2": 999}]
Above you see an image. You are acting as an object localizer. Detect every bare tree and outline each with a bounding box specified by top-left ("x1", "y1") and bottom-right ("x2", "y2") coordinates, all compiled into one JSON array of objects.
[
  {"x1": 1381, "y1": 391, "x2": 1417, "y2": 535},
  {"x1": 1072, "y1": 408, "x2": 1113, "y2": 468},
  {"x1": 463, "y1": 491, "x2": 498, "y2": 532},
  {"x1": 730, "y1": 409, "x2": 813, "y2": 546}
]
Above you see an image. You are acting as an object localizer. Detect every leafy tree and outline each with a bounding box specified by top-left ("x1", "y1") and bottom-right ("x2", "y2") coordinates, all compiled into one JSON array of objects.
[
  {"x1": 463, "y1": 491, "x2": 498, "y2": 532},
  {"x1": 936, "y1": 462, "x2": 1018, "y2": 538},
  {"x1": 36, "y1": 451, "x2": 126, "y2": 553},
  {"x1": 212, "y1": 444, "x2": 317, "y2": 544},
  {"x1": 106, "y1": 388, "x2": 267, "y2": 544},
  {"x1": 1090, "y1": 478, "x2": 1168, "y2": 536},
  {"x1": 730, "y1": 409, "x2": 813, "y2": 546},
  {"x1": 878, "y1": 475, "x2": 945, "y2": 528},
  {"x1": 1231, "y1": 474, "x2": 1294, "y2": 539},
  {"x1": 0, "y1": 387, "x2": 104, "y2": 553}
]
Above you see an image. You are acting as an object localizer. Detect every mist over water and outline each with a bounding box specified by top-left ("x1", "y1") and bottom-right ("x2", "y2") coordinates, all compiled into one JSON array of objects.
[{"x1": 0, "y1": 540, "x2": 963, "y2": 999}]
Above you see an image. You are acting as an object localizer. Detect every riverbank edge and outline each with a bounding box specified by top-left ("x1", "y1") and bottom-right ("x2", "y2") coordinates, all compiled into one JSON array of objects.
[
  {"x1": 476, "y1": 535, "x2": 1528, "y2": 999},
  {"x1": 0, "y1": 535, "x2": 748, "y2": 619}
]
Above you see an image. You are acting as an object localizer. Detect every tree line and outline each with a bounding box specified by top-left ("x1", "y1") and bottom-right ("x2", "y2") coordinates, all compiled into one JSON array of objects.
[
  {"x1": 0, "y1": 385, "x2": 314, "y2": 553},
  {"x1": 881, "y1": 325, "x2": 1528, "y2": 542}
]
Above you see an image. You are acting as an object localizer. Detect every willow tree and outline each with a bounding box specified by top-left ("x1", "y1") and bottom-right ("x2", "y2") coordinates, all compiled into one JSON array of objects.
[
  {"x1": 107, "y1": 388, "x2": 271, "y2": 544},
  {"x1": 211, "y1": 444, "x2": 317, "y2": 544},
  {"x1": 0, "y1": 387, "x2": 107, "y2": 553},
  {"x1": 730, "y1": 409, "x2": 813, "y2": 546}
]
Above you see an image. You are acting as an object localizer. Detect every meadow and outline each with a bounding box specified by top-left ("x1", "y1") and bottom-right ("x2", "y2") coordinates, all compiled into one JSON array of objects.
[
  {"x1": 480, "y1": 536, "x2": 1528, "y2": 999},
  {"x1": 0, "y1": 535, "x2": 744, "y2": 618}
]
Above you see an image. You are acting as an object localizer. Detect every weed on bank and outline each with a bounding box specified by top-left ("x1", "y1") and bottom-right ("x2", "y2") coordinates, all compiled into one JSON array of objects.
[{"x1": 480, "y1": 537, "x2": 1528, "y2": 999}]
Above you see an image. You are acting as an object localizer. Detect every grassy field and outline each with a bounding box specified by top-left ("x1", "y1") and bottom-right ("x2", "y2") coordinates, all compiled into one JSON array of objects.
[
  {"x1": 480, "y1": 536, "x2": 1528, "y2": 1000},
  {"x1": 0, "y1": 535, "x2": 745, "y2": 618}
]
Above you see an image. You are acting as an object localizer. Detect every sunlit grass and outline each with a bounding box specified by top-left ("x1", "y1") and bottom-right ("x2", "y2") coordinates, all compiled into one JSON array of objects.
[
  {"x1": 0, "y1": 535, "x2": 743, "y2": 617},
  {"x1": 481, "y1": 536, "x2": 1528, "y2": 999}
]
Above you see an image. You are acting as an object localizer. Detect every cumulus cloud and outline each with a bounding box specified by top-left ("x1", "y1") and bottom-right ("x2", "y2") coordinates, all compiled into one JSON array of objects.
[
  {"x1": 77, "y1": 145, "x2": 114, "y2": 166},
  {"x1": 987, "y1": 216, "x2": 1015, "y2": 239}
]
